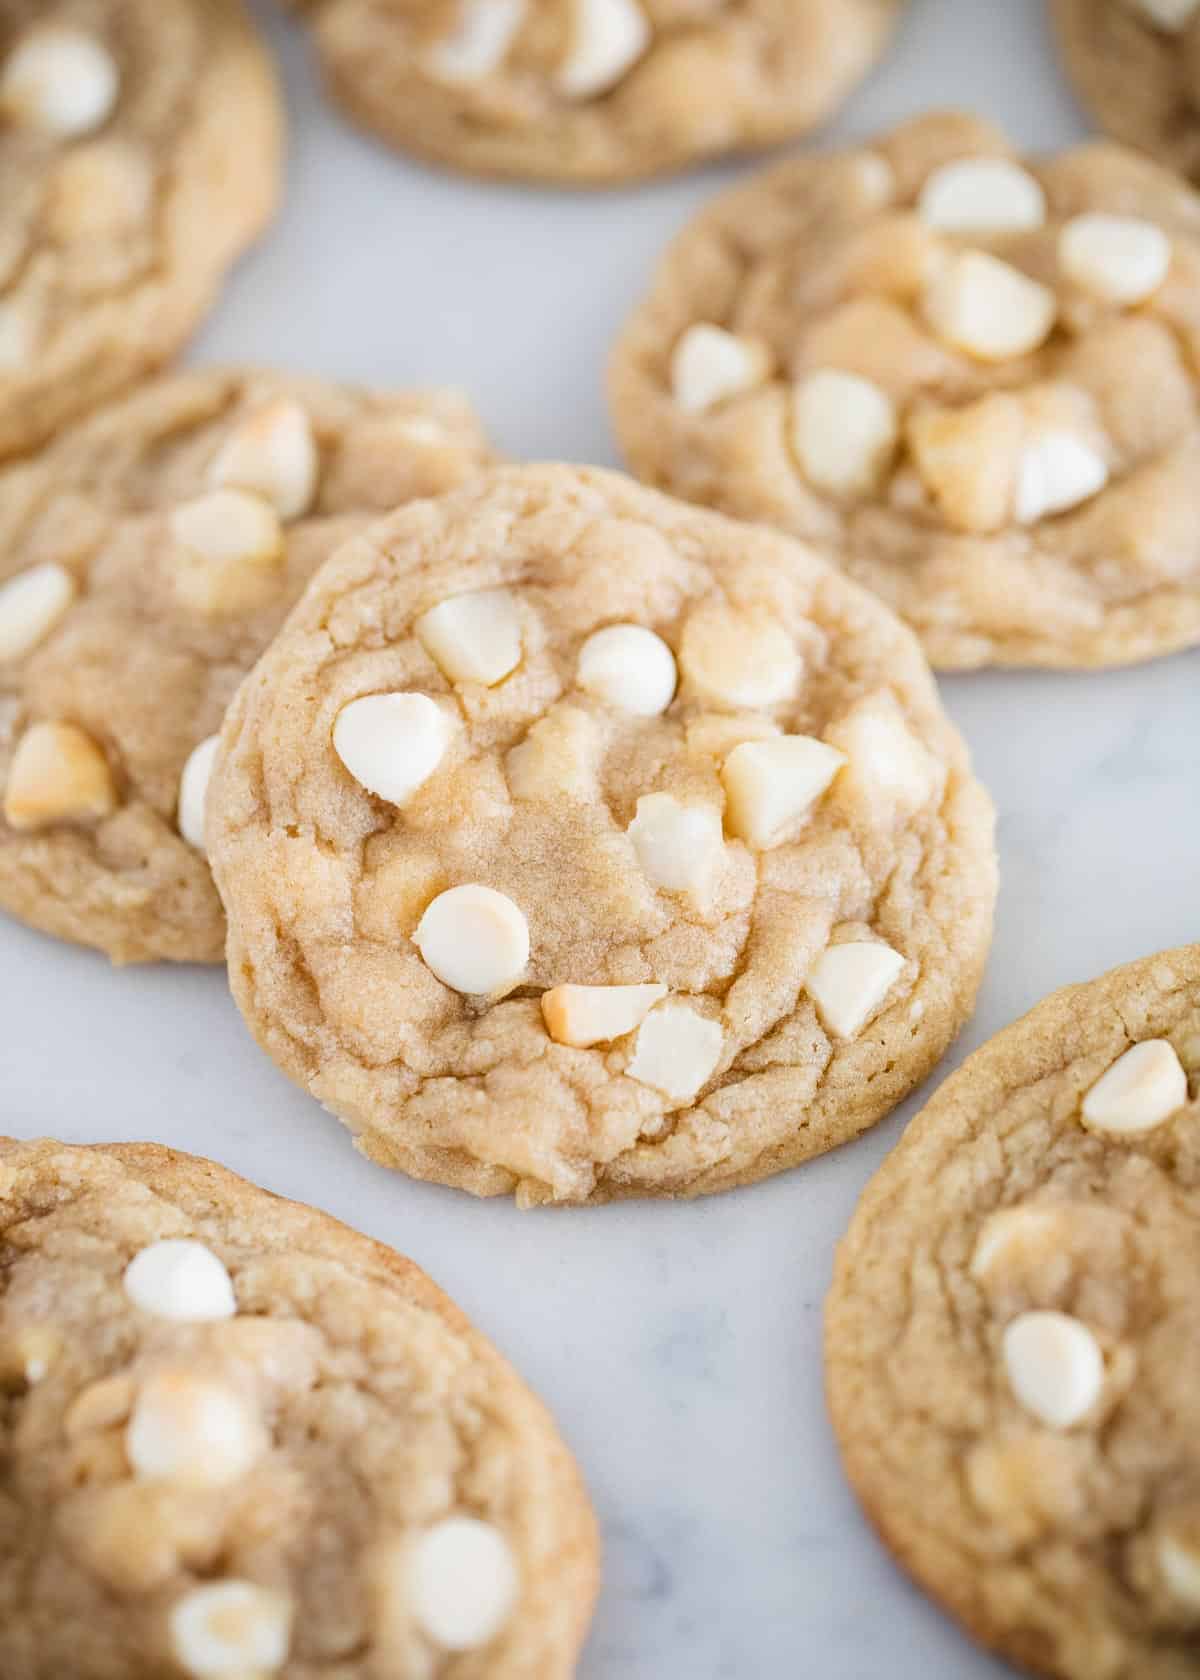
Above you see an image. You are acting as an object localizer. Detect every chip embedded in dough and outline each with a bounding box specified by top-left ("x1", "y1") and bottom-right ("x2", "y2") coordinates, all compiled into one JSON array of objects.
[
  {"x1": 610, "y1": 110, "x2": 1200, "y2": 669},
  {"x1": 0, "y1": 1137, "x2": 598, "y2": 1678},
  {"x1": 207, "y1": 464, "x2": 997, "y2": 1206},
  {"x1": 826, "y1": 944, "x2": 1200, "y2": 1680}
]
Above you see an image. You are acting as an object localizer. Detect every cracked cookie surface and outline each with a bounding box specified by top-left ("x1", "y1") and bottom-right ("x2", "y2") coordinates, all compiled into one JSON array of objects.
[
  {"x1": 294, "y1": 0, "x2": 905, "y2": 186},
  {"x1": 826, "y1": 944, "x2": 1200, "y2": 1680},
  {"x1": 207, "y1": 463, "x2": 996, "y2": 1206},
  {"x1": 0, "y1": 0, "x2": 282, "y2": 459},
  {"x1": 610, "y1": 111, "x2": 1200, "y2": 669},
  {"x1": 0, "y1": 1136, "x2": 598, "y2": 1679},
  {"x1": 0, "y1": 368, "x2": 498, "y2": 964}
]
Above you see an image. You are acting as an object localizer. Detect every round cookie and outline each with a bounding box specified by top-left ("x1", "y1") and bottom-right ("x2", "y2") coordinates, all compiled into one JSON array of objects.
[
  {"x1": 0, "y1": 368, "x2": 498, "y2": 964},
  {"x1": 207, "y1": 463, "x2": 996, "y2": 1206},
  {"x1": 610, "y1": 110, "x2": 1200, "y2": 669},
  {"x1": 0, "y1": 0, "x2": 283, "y2": 460},
  {"x1": 826, "y1": 945, "x2": 1200, "y2": 1680},
  {"x1": 0, "y1": 1135, "x2": 598, "y2": 1677},
  {"x1": 294, "y1": 0, "x2": 906, "y2": 187},
  {"x1": 1053, "y1": 0, "x2": 1200, "y2": 186}
]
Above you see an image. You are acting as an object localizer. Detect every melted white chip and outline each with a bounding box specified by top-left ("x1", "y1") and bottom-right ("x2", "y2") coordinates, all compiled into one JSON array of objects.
[
  {"x1": 177, "y1": 735, "x2": 220, "y2": 852},
  {"x1": 407, "y1": 1517, "x2": 519, "y2": 1651},
  {"x1": 923, "y1": 250, "x2": 1057, "y2": 361},
  {"x1": 918, "y1": 157, "x2": 1046, "y2": 234},
  {"x1": 1014, "y1": 432, "x2": 1108, "y2": 524},
  {"x1": 414, "y1": 884, "x2": 530, "y2": 995},
  {"x1": 792, "y1": 370, "x2": 898, "y2": 498},
  {"x1": 0, "y1": 563, "x2": 76, "y2": 661},
  {"x1": 627, "y1": 1002, "x2": 723, "y2": 1102},
  {"x1": 1132, "y1": 0, "x2": 1199, "y2": 30},
  {"x1": 670, "y1": 324, "x2": 770, "y2": 415},
  {"x1": 123, "y1": 1239, "x2": 236, "y2": 1322},
  {"x1": 415, "y1": 589, "x2": 522, "y2": 687},
  {"x1": 169, "y1": 1581, "x2": 292, "y2": 1678},
  {"x1": 1, "y1": 27, "x2": 119, "y2": 137},
  {"x1": 208, "y1": 400, "x2": 319, "y2": 521},
  {"x1": 805, "y1": 942, "x2": 905, "y2": 1039},
  {"x1": 577, "y1": 623, "x2": 676, "y2": 716},
  {"x1": 1159, "y1": 1534, "x2": 1200, "y2": 1608},
  {"x1": 0, "y1": 296, "x2": 36, "y2": 371},
  {"x1": 3, "y1": 721, "x2": 115, "y2": 831},
  {"x1": 426, "y1": 0, "x2": 527, "y2": 81},
  {"x1": 1002, "y1": 1310, "x2": 1103, "y2": 1429},
  {"x1": 557, "y1": 0, "x2": 650, "y2": 98},
  {"x1": 970, "y1": 1205, "x2": 1063, "y2": 1281},
  {"x1": 721, "y1": 736, "x2": 845, "y2": 849},
  {"x1": 126, "y1": 1371, "x2": 263, "y2": 1485},
  {"x1": 627, "y1": 793, "x2": 724, "y2": 895},
  {"x1": 679, "y1": 604, "x2": 799, "y2": 709},
  {"x1": 333, "y1": 693, "x2": 455, "y2": 807},
  {"x1": 542, "y1": 982, "x2": 667, "y2": 1047},
  {"x1": 169, "y1": 489, "x2": 284, "y2": 570},
  {"x1": 1081, "y1": 1039, "x2": 1188, "y2": 1135},
  {"x1": 1059, "y1": 212, "x2": 1172, "y2": 306}
]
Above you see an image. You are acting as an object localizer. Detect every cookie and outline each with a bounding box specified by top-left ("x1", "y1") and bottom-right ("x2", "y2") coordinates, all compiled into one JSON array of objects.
[
  {"x1": 207, "y1": 463, "x2": 996, "y2": 1206},
  {"x1": 0, "y1": 368, "x2": 498, "y2": 964},
  {"x1": 1053, "y1": 0, "x2": 1200, "y2": 186},
  {"x1": 609, "y1": 110, "x2": 1200, "y2": 669},
  {"x1": 0, "y1": 1136, "x2": 598, "y2": 1677},
  {"x1": 0, "y1": 1, "x2": 282, "y2": 460},
  {"x1": 294, "y1": 0, "x2": 906, "y2": 186},
  {"x1": 826, "y1": 945, "x2": 1200, "y2": 1680}
]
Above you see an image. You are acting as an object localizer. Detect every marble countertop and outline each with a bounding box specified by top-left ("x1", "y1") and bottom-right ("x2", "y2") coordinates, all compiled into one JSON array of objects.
[{"x1": 5, "y1": 1, "x2": 1198, "y2": 1674}]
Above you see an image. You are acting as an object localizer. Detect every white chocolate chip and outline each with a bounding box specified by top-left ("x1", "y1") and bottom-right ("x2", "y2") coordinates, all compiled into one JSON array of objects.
[
  {"x1": 970, "y1": 1205, "x2": 1065, "y2": 1281},
  {"x1": 1002, "y1": 1310, "x2": 1103, "y2": 1429},
  {"x1": 721, "y1": 736, "x2": 845, "y2": 850},
  {"x1": 126, "y1": 1371, "x2": 264, "y2": 1485},
  {"x1": 541, "y1": 982, "x2": 666, "y2": 1048},
  {"x1": 805, "y1": 942, "x2": 905, "y2": 1039},
  {"x1": 627, "y1": 1002, "x2": 722, "y2": 1102},
  {"x1": 3, "y1": 721, "x2": 115, "y2": 831},
  {"x1": 679, "y1": 603, "x2": 799, "y2": 710},
  {"x1": 1159, "y1": 1534, "x2": 1200, "y2": 1608},
  {"x1": 208, "y1": 400, "x2": 319, "y2": 521},
  {"x1": 792, "y1": 370, "x2": 898, "y2": 498},
  {"x1": 426, "y1": 0, "x2": 527, "y2": 81},
  {"x1": 0, "y1": 563, "x2": 76, "y2": 661},
  {"x1": 170, "y1": 489, "x2": 284, "y2": 572},
  {"x1": 576, "y1": 623, "x2": 676, "y2": 716},
  {"x1": 1014, "y1": 432, "x2": 1109, "y2": 524},
  {"x1": 177, "y1": 735, "x2": 220, "y2": 852},
  {"x1": 416, "y1": 589, "x2": 522, "y2": 688},
  {"x1": 1, "y1": 28, "x2": 119, "y2": 137},
  {"x1": 918, "y1": 157, "x2": 1046, "y2": 234},
  {"x1": 669, "y1": 324, "x2": 770, "y2": 415},
  {"x1": 825, "y1": 694, "x2": 941, "y2": 820},
  {"x1": 333, "y1": 693, "x2": 455, "y2": 807},
  {"x1": 1081, "y1": 1039, "x2": 1188, "y2": 1136},
  {"x1": 414, "y1": 884, "x2": 529, "y2": 996},
  {"x1": 122, "y1": 1239, "x2": 236, "y2": 1322},
  {"x1": 1132, "y1": 0, "x2": 1199, "y2": 29},
  {"x1": 406, "y1": 1517, "x2": 519, "y2": 1651},
  {"x1": 169, "y1": 1581, "x2": 292, "y2": 1678},
  {"x1": 1059, "y1": 212, "x2": 1171, "y2": 306},
  {"x1": 557, "y1": 0, "x2": 650, "y2": 99},
  {"x1": 627, "y1": 792, "x2": 724, "y2": 894},
  {"x1": 0, "y1": 296, "x2": 36, "y2": 371},
  {"x1": 923, "y1": 250, "x2": 1057, "y2": 361}
]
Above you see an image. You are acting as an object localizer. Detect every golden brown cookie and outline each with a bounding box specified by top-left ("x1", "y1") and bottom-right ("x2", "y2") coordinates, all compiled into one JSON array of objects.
[
  {"x1": 0, "y1": 368, "x2": 498, "y2": 964},
  {"x1": 0, "y1": 1136, "x2": 598, "y2": 1678},
  {"x1": 1052, "y1": 0, "x2": 1200, "y2": 185},
  {"x1": 0, "y1": 0, "x2": 282, "y2": 459},
  {"x1": 610, "y1": 111, "x2": 1200, "y2": 669},
  {"x1": 294, "y1": 0, "x2": 906, "y2": 186},
  {"x1": 826, "y1": 944, "x2": 1200, "y2": 1680},
  {"x1": 207, "y1": 463, "x2": 996, "y2": 1206}
]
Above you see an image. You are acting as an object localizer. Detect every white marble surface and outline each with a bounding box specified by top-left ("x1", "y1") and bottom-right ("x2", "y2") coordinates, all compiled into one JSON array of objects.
[{"x1": 5, "y1": 1, "x2": 1199, "y2": 1674}]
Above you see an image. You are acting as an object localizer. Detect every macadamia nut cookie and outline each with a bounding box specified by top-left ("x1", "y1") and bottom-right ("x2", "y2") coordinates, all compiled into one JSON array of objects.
[
  {"x1": 207, "y1": 464, "x2": 996, "y2": 1205},
  {"x1": 293, "y1": 0, "x2": 906, "y2": 186},
  {"x1": 827, "y1": 945, "x2": 1200, "y2": 1680},
  {"x1": 0, "y1": 369, "x2": 498, "y2": 963},
  {"x1": 1053, "y1": 0, "x2": 1200, "y2": 185},
  {"x1": 610, "y1": 111, "x2": 1200, "y2": 668},
  {"x1": 0, "y1": 0, "x2": 282, "y2": 459},
  {"x1": 0, "y1": 1137, "x2": 598, "y2": 1678}
]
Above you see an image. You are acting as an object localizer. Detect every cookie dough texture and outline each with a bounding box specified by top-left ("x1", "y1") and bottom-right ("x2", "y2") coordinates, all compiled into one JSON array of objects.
[
  {"x1": 827, "y1": 945, "x2": 1200, "y2": 1680},
  {"x1": 0, "y1": 369, "x2": 497, "y2": 964},
  {"x1": 0, "y1": 1137, "x2": 598, "y2": 1678},
  {"x1": 0, "y1": 0, "x2": 282, "y2": 459},
  {"x1": 208, "y1": 464, "x2": 996, "y2": 1206},
  {"x1": 610, "y1": 111, "x2": 1200, "y2": 668},
  {"x1": 294, "y1": 0, "x2": 906, "y2": 186},
  {"x1": 1053, "y1": 0, "x2": 1200, "y2": 185}
]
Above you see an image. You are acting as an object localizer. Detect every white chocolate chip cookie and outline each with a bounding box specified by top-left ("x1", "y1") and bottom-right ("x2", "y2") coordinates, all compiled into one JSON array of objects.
[
  {"x1": 827, "y1": 944, "x2": 1200, "y2": 1680},
  {"x1": 610, "y1": 111, "x2": 1200, "y2": 669},
  {"x1": 0, "y1": 1, "x2": 282, "y2": 459},
  {"x1": 294, "y1": 0, "x2": 907, "y2": 186},
  {"x1": 207, "y1": 464, "x2": 996, "y2": 1205},
  {"x1": 0, "y1": 369, "x2": 498, "y2": 963},
  {"x1": 0, "y1": 1137, "x2": 597, "y2": 1678}
]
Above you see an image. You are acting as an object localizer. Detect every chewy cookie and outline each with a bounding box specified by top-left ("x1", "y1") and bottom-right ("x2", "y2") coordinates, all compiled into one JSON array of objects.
[
  {"x1": 294, "y1": 0, "x2": 906, "y2": 186},
  {"x1": 0, "y1": 369, "x2": 497, "y2": 964},
  {"x1": 0, "y1": 0, "x2": 282, "y2": 459},
  {"x1": 0, "y1": 1137, "x2": 598, "y2": 1678},
  {"x1": 610, "y1": 111, "x2": 1200, "y2": 669},
  {"x1": 207, "y1": 464, "x2": 996, "y2": 1206},
  {"x1": 1053, "y1": 0, "x2": 1200, "y2": 186},
  {"x1": 827, "y1": 945, "x2": 1200, "y2": 1680}
]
